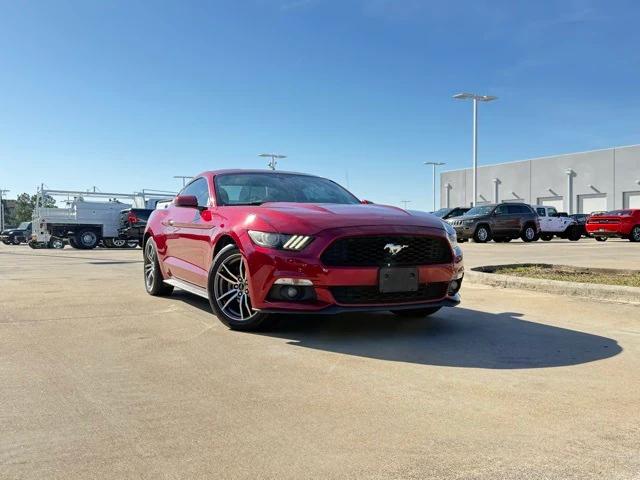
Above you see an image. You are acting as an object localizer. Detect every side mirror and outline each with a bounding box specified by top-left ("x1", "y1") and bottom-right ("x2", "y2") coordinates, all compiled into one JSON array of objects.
[
  {"x1": 361, "y1": 199, "x2": 374, "y2": 204},
  {"x1": 174, "y1": 195, "x2": 199, "y2": 208}
]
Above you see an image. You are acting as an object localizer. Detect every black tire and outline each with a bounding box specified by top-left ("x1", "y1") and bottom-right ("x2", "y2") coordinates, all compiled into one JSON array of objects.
[
  {"x1": 493, "y1": 237, "x2": 505, "y2": 243},
  {"x1": 473, "y1": 225, "x2": 492, "y2": 243},
  {"x1": 48, "y1": 237, "x2": 65, "y2": 249},
  {"x1": 208, "y1": 244, "x2": 272, "y2": 331},
  {"x1": 102, "y1": 238, "x2": 115, "y2": 248},
  {"x1": 126, "y1": 240, "x2": 139, "y2": 249},
  {"x1": 144, "y1": 238, "x2": 174, "y2": 296},
  {"x1": 12, "y1": 237, "x2": 21, "y2": 245},
  {"x1": 521, "y1": 224, "x2": 538, "y2": 242},
  {"x1": 28, "y1": 240, "x2": 37, "y2": 249},
  {"x1": 75, "y1": 229, "x2": 100, "y2": 249},
  {"x1": 540, "y1": 234, "x2": 553, "y2": 241},
  {"x1": 629, "y1": 226, "x2": 640, "y2": 242},
  {"x1": 391, "y1": 307, "x2": 441, "y2": 317},
  {"x1": 568, "y1": 227, "x2": 582, "y2": 241},
  {"x1": 2, "y1": 240, "x2": 10, "y2": 245},
  {"x1": 595, "y1": 236, "x2": 608, "y2": 242},
  {"x1": 68, "y1": 237, "x2": 81, "y2": 249}
]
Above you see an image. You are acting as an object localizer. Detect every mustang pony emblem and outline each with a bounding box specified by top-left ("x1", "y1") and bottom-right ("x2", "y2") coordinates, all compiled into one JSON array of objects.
[{"x1": 384, "y1": 243, "x2": 409, "y2": 255}]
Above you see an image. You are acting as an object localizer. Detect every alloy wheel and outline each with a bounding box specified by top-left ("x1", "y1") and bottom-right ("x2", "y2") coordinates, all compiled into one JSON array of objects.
[
  {"x1": 632, "y1": 226, "x2": 640, "y2": 242},
  {"x1": 112, "y1": 239, "x2": 126, "y2": 248},
  {"x1": 213, "y1": 253, "x2": 256, "y2": 322},
  {"x1": 525, "y1": 227, "x2": 535, "y2": 240},
  {"x1": 477, "y1": 228, "x2": 488, "y2": 241},
  {"x1": 144, "y1": 242, "x2": 156, "y2": 290}
]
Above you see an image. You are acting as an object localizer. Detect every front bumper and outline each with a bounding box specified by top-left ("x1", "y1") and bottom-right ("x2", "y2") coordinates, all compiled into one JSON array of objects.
[{"x1": 243, "y1": 225, "x2": 465, "y2": 313}]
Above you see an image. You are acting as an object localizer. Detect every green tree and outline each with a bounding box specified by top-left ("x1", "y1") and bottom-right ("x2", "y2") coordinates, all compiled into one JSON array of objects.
[{"x1": 13, "y1": 193, "x2": 56, "y2": 223}]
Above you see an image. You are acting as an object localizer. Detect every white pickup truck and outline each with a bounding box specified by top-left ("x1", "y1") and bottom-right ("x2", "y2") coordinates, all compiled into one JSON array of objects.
[{"x1": 533, "y1": 205, "x2": 581, "y2": 241}]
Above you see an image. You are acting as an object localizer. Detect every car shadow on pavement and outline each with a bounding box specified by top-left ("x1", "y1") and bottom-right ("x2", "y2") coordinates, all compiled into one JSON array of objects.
[{"x1": 169, "y1": 293, "x2": 621, "y2": 369}]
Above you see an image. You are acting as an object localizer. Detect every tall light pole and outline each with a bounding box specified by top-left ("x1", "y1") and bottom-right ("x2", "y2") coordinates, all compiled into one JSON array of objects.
[
  {"x1": 173, "y1": 176, "x2": 193, "y2": 187},
  {"x1": 259, "y1": 153, "x2": 286, "y2": 170},
  {"x1": 0, "y1": 189, "x2": 9, "y2": 231},
  {"x1": 453, "y1": 92, "x2": 497, "y2": 206},
  {"x1": 424, "y1": 162, "x2": 445, "y2": 211}
]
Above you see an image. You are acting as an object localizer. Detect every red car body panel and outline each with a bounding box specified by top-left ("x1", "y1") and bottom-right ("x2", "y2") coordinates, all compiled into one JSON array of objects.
[
  {"x1": 586, "y1": 209, "x2": 640, "y2": 238},
  {"x1": 145, "y1": 170, "x2": 464, "y2": 313}
]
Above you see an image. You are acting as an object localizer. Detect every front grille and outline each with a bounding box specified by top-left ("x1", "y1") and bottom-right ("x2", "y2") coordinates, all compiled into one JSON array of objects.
[
  {"x1": 321, "y1": 235, "x2": 452, "y2": 267},
  {"x1": 330, "y1": 282, "x2": 448, "y2": 305}
]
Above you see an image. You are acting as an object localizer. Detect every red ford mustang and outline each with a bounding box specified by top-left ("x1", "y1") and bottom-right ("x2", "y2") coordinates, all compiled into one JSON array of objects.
[
  {"x1": 143, "y1": 170, "x2": 464, "y2": 330},
  {"x1": 586, "y1": 209, "x2": 640, "y2": 242}
]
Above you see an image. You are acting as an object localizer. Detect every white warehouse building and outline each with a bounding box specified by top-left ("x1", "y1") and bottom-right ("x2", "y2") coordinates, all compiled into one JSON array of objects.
[{"x1": 440, "y1": 144, "x2": 640, "y2": 214}]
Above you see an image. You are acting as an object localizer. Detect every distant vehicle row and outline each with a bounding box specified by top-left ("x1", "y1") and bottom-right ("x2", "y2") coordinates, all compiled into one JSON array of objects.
[{"x1": 445, "y1": 203, "x2": 640, "y2": 243}]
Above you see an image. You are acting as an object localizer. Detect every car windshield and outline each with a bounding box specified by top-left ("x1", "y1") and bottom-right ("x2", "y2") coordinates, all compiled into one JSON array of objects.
[
  {"x1": 465, "y1": 205, "x2": 495, "y2": 216},
  {"x1": 215, "y1": 173, "x2": 360, "y2": 206},
  {"x1": 432, "y1": 208, "x2": 451, "y2": 218},
  {"x1": 18, "y1": 222, "x2": 30, "y2": 230},
  {"x1": 607, "y1": 210, "x2": 632, "y2": 216}
]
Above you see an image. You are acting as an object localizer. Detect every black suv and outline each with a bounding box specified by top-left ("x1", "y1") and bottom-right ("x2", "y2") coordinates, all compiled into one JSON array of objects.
[
  {"x1": 0, "y1": 222, "x2": 32, "y2": 245},
  {"x1": 449, "y1": 203, "x2": 540, "y2": 243}
]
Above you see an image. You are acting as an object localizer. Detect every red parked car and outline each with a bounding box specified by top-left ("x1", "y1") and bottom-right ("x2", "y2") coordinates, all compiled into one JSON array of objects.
[
  {"x1": 143, "y1": 170, "x2": 464, "y2": 330},
  {"x1": 586, "y1": 209, "x2": 640, "y2": 242}
]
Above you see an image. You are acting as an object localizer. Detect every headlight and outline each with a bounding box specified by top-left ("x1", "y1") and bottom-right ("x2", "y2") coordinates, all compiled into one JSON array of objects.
[
  {"x1": 248, "y1": 230, "x2": 313, "y2": 251},
  {"x1": 463, "y1": 219, "x2": 474, "y2": 226},
  {"x1": 442, "y1": 221, "x2": 458, "y2": 246}
]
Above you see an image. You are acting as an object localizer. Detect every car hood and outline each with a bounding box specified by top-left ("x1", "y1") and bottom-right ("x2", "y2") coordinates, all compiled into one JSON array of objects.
[
  {"x1": 252, "y1": 203, "x2": 445, "y2": 234},
  {"x1": 1, "y1": 229, "x2": 19, "y2": 235},
  {"x1": 450, "y1": 214, "x2": 487, "y2": 222}
]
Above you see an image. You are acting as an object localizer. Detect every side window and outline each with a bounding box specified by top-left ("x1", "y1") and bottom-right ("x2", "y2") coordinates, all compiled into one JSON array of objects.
[
  {"x1": 510, "y1": 204, "x2": 529, "y2": 214},
  {"x1": 449, "y1": 209, "x2": 463, "y2": 218},
  {"x1": 536, "y1": 207, "x2": 546, "y2": 216},
  {"x1": 548, "y1": 207, "x2": 558, "y2": 217},
  {"x1": 495, "y1": 205, "x2": 508, "y2": 215},
  {"x1": 180, "y1": 178, "x2": 210, "y2": 207}
]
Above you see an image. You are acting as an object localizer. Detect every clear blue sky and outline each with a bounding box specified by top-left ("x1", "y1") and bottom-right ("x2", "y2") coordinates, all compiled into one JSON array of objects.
[{"x1": 1, "y1": 0, "x2": 638, "y2": 210}]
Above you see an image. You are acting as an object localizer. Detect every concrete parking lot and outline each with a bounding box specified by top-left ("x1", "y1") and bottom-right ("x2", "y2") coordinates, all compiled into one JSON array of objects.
[{"x1": 1, "y1": 241, "x2": 639, "y2": 479}]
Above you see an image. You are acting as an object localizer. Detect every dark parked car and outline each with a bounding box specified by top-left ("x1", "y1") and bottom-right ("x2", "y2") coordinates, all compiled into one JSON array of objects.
[
  {"x1": 449, "y1": 203, "x2": 540, "y2": 243},
  {"x1": 433, "y1": 207, "x2": 470, "y2": 221},
  {"x1": 569, "y1": 214, "x2": 589, "y2": 238},
  {"x1": 0, "y1": 222, "x2": 32, "y2": 245},
  {"x1": 118, "y1": 208, "x2": 154, "y2": 245}
]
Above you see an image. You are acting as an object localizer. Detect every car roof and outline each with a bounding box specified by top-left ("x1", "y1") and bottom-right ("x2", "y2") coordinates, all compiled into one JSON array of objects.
[{"x1": 195, "y1": 169, "x2": 321, "y2": 178}]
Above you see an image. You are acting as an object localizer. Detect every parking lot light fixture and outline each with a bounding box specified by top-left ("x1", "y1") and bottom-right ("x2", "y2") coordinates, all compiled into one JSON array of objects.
[
  {"x1": 424, "y1": 162, "x2": 446, "y2": 211},
  {"x1": 259, "y1": 153, "x2": 287, "y2": 170},
  {"x1": 453, "y1": 92, "x2": 497, "y2": 207}
]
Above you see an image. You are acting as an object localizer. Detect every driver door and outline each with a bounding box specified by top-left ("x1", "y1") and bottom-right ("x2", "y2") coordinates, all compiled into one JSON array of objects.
[{"x1": 165, "y1": 177, "x2": 217, "y2": 287}]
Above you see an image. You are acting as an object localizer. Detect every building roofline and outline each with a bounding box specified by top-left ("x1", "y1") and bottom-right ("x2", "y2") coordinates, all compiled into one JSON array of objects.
[{"x1": 442, "y1": 143, "x2": 640, "y2": 173}]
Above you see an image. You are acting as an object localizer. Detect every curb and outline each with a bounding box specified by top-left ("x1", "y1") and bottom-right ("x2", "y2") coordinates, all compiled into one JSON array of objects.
[{"x1": 465, "y1": 265, "x2": 640, "y2": 305}]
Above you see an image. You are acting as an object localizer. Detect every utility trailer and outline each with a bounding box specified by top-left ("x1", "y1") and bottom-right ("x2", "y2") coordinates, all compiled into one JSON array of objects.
[{"x1": 30, "y1": 186, "x2": 175, "y2": 249}]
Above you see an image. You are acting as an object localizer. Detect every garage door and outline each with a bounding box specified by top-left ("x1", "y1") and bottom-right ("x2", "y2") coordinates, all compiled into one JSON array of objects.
[
  {"x1": 578, "y1": 194, "x2": 607, "y2": 214},
  {"x1": 537, "y1": 196, "x2": 564, "y2": 211},
  {"x1": 624, "y1": 191, "x2": 640, "y2": 209}
]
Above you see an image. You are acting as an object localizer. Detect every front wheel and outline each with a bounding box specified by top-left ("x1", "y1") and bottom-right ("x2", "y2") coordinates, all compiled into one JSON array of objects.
[
  {"x1": 48, "y1": 237, "x2": 65, "y2": 249},
  {"x1": 391, "y1": 307, "x2": 441, "y2": 318},
  {"x1": 208, "y1": 245, "x2": 272, "y2": 331},
  {"x1": 629, "y1": 226, "x2": 640, "y2": 242},
  {"x1": 473, "y1": 225, "x2": 492, "y2": 243},
  {"x1": 12, "y1": 237, "x2": 21, "y2": 245}
]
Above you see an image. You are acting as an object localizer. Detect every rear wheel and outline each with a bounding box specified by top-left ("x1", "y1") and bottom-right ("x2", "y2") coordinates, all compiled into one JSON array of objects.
[
  {"x1": 568, "y1": 227, "x2": 582, "y2": 241},
  {"x1": 540, "y1": 234, "x2": 553, "y2": 241},
  {"x1": 473, "y1": 225, "x2": 491, "y2": 243},
  {"x1": 68, "y1": 237, "x2": 80, "y2": 249},
  {"x1": 75, "y1": 229, "x2": 99, "y2": 249},
  {"x1": 629, "y1": 226, "x2": 640, "y2": 242},
  {"x1": 595, "y1": 236, "x2": 608, "y2": 242},
  {"x1": 208, "y1": 245, "x2": 272, "y2": 331},
  {"x1": 144, "y1": 239, "x2": 174, "y2": 296},
  {"x1": 521, "y1": 224, "x2": 538, "y2": 242},
  {"x1": 391, "y1": 307, "x2": 441, "y2": 318}
]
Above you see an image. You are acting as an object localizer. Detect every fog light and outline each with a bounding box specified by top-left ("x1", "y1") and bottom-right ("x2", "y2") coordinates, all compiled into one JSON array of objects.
[
  {"x1": 285, "y1": 286, "x2": 299, "y2": 299},
  {"x1": 447, "y1": 279, "x2": 462, "y2": 296}
]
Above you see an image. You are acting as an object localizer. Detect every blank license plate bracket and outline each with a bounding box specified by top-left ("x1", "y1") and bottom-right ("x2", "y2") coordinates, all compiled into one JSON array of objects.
[{"x1": 379, "y1": 267, "x2": 419, "y2": 293}]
